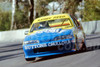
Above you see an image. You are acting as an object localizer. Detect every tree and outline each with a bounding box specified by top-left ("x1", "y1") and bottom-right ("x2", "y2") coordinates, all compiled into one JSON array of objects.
[
  {"x1": 28, "y1": 0, "x2": 34, "y2": 25},
  {"x1": 63, "y1": 0, "x2": 82, "y2": 15},
  {"x1": 0, "y1": 9, "x2": 11, "y2": 31},
  {"x1": 83, "y1": 0, "x2": 100, "y2": 21},
  {"x1": 36, "y1": 0, "x2": 82, "y2": 17},
  {"x1": 10, "y1": 0, "x2": 16, "y2": 30}
]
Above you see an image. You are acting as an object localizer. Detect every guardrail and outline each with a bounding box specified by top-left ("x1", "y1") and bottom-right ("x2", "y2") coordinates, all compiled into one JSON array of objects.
[{"x1": 0, "y1": 20, "x2": 100, "y2": 44}]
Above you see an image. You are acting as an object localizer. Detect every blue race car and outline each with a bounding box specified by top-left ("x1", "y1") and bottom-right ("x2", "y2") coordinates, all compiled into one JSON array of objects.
[{"x1": 23, "y1": 14, "x2": 86, "y2": 61}]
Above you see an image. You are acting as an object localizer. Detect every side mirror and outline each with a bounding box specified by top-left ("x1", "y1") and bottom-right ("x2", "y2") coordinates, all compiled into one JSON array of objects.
[{"x1": 24, "y1": 31, "x2": 29, "y2": 35}]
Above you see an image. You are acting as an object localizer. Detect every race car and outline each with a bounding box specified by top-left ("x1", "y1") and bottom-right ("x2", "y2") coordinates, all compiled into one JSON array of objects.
[{"x1": 23, "y1": 14, "x2": 86, "y2": 61}]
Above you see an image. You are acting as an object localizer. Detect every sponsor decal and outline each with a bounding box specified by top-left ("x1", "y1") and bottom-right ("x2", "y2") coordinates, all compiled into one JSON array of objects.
[
  {"x1": 34, "y1": 28, "x2": 61, "y2": 34},
  {"x1": 24, "y1": 40, "x2": 71, "y2": 50},
  {"x1": 25, "y1": 44, "x2": 47, "y2": 50},
  {"x1": 37, "y1": 15, "x2": 66, "y2": 22}
]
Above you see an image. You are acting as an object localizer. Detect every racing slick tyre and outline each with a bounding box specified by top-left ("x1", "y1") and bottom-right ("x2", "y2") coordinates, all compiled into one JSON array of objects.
[{"x1": 25, "y1": 58, "x2": 36, "y2": 61}]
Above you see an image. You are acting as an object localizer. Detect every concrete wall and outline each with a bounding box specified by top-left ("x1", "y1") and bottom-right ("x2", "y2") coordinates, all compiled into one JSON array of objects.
[
  {"x1": 0, "y1": 29, "x2": 29, "y2": 44},
  {"x1": 81, "y1": 20, "x2": 100, "y2": 34},
  {"x1": 0, "y1": 20, "x2": 100, "y2": 44}
]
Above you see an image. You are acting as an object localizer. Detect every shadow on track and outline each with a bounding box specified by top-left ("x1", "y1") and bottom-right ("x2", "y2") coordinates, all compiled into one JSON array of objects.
[
  {"x1": 0, "y1": 43, "x2": 22, "y2": 53},
  {"x1": 0, "y1": 43, "x2": 23, "y2": 61},
  {"x1": 0, "y1": 43, "x2": 22, "y2": 48},
  {"x1": 0, "y1": 48, "x2": 22, "y2": 53},
  {"x1": 0, "y1": 52, "x2": 23, "y2": 61}
]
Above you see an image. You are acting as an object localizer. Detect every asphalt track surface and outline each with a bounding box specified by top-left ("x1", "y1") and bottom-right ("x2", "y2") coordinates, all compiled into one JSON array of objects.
[{"x1": 0, "y1": 34, "x2": 100, "y2": 67}]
